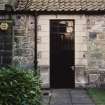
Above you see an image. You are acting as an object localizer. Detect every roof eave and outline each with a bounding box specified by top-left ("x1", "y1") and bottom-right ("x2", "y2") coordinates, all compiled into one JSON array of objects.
[{"x1": 0, "y1": 10, "x2": 105, "y2": 15}]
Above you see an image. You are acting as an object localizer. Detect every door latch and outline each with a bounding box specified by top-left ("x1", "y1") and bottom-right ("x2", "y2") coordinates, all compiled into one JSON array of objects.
[{"x1": 69, "y1": 66, "x2": 75, "y2": 70}]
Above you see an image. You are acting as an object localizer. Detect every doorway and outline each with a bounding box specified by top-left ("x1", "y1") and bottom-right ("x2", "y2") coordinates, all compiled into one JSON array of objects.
[{"x1": 50, "y1": 20, "x2": 75, "y2": 88}]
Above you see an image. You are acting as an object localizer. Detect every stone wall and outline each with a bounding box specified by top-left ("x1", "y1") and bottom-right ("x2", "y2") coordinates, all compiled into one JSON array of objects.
[
  {"x1": 1, "y1": 14, "x2": 104, "y2": 88},
  {"x1": 85, "y1": 16, "x2": 105, "y2": 87},
  {"x1": 37, "y1": 15, "x2": 88, "y2": 88},
  {"x1": 75, "y1": 15, "x2": 105, "y2": 87},
  {"x1": 38, "y1": 15, "x2": 105, "y2": 88},
  {"x1": 87, "y1": 16, "x2": 105, "y2": 69},
  {"x1": 13, "y1": 15, "x2": 35, "y2": 68}
]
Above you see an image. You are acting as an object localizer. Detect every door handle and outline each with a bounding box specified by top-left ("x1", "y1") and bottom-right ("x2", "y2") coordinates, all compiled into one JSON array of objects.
[{"x1": 69, "y1": 66, "x2": 75, "y2": 70}]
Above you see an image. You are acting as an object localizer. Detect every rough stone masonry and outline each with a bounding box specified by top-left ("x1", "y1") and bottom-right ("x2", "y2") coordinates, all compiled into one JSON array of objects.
[{"x1": 1, "y1": 14, "x2": 105, "y2": 88}]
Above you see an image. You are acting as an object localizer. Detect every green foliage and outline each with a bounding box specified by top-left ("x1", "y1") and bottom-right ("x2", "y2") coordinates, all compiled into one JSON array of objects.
[
  {"x1": 0, "y1": 67, "x2": 42, "y2": 105},
  {"x1": 88, "y1": 88, "x2": 105, "y2": 105}
]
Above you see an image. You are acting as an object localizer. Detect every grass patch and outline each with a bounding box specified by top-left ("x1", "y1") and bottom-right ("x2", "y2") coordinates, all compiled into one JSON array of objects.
[{"x1": 88, "y1": 88, "x2": 105, "y2": 105}]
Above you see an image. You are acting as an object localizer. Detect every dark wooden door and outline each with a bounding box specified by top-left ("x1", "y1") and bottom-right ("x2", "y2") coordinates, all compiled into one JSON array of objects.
[
  {"x1": 50, "y1": 20, "x2": 75, "y2": 88},
  {"x1": 0, "y1": 20, "x2": 13, "y2": 67}
]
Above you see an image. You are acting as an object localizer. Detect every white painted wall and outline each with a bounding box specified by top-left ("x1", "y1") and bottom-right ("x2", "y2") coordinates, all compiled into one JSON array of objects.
[{"x1": 37, "y1": 15, "x2": 88, "y2": 87}]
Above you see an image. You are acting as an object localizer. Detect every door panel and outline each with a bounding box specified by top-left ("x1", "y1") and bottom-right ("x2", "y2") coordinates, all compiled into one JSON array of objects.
[{"x1": 50, "y1": 20, "x2": 75, "y2": 88}]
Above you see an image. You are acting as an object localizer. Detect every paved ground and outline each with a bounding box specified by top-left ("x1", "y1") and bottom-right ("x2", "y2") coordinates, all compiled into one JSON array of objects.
[{"x1": 42, "y1": 89, "x2": 95, "y2": 105}]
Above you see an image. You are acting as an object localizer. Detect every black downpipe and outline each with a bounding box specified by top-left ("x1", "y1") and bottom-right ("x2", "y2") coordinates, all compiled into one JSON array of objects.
[{"x1": 34, "y1": 13, "x2": 38, "y2": 70}]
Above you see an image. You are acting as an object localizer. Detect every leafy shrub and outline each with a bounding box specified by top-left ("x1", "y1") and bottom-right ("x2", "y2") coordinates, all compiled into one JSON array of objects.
[{"x1": 0, "y1": 67, "x2": 42, "y2": 105}]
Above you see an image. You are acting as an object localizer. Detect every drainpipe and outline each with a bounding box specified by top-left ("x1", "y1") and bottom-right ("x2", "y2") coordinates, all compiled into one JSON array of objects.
[{"x1": 34, "y1": 12, "x2": 38, "y2": 70}]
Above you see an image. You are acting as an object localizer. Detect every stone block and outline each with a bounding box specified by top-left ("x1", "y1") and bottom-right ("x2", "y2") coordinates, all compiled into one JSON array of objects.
[
  {"x1": 39, "y1": 65, "x2": 49, "y2": 87},
  {"x1": 38, "y1": 58, "x2": 49, "y2": 65},
  {"x1": 75, "y1": 25, "x2": 84, "y2": 32},
  {"x1": 38, "y1": 44, "x2": 49, "y2": 52},
  {"x1": 75, "y1": 36, "x2": 87, "y2": 43},
  {"x1": 75, "y1": 59, "x2": 81, "y2": 65},
  {"x1": 14, "y1": 49, "x2": 23, "y2": 56},
  {"x1": 88, "y1": 60, "x2": 98, "y2": 68},
  {"x1": 97, "y1": 32, "x2": 105, "y2": 40},
  {"x1": 88, "y1": 74, "x2": 100, "y2": 83},
  {"x1": 75, "y1": 51, "x2": 86, "y2": 59},
  {"x1": 85, "y1": 70, "x2": 105, "y2": 87},
  {"x1": 40, "y1": 24, "x2": 49, "y2": 32},
  {"x1": 38, "y1": 31, "x2": 49, "y2": 37},
  {"x1": 13, "y1": 15, "x2": 35, "y2": 68},
  {"x1": 75, "y1": 66, "x2": 87, "y2": 86}
]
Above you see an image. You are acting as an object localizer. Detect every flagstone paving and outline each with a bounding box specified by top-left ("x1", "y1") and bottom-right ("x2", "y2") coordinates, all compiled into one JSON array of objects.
[{"x1": 42, "y1": 89, "x2": 95, "y2": 105}]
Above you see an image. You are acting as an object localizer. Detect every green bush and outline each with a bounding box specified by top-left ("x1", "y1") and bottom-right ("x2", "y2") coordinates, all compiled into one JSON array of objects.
[{"x1": 0, "y1": 67, "x2": 42, "y2": 105}]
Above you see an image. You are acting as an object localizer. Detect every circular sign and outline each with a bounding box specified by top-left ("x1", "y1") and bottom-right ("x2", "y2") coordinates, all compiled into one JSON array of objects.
[{"x1": 0, "y1": 22, "x2": 9, "y2": 30}]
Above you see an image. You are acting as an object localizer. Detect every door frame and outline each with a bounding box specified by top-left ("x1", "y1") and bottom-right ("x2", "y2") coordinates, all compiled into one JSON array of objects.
[{"x1": 50, "y1": 19, "x2": 75, "y2": 88}]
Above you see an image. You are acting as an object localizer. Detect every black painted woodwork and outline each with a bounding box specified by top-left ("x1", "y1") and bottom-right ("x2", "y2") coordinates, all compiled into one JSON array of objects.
[{"x1": 50, "y1": 20, "x2": 75, "y2": 88}]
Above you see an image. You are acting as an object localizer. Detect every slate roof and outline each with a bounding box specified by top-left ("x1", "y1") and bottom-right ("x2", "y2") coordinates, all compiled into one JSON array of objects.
[{"x1": 16, "y1": 0, "x2": 105, "y2": 11}]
